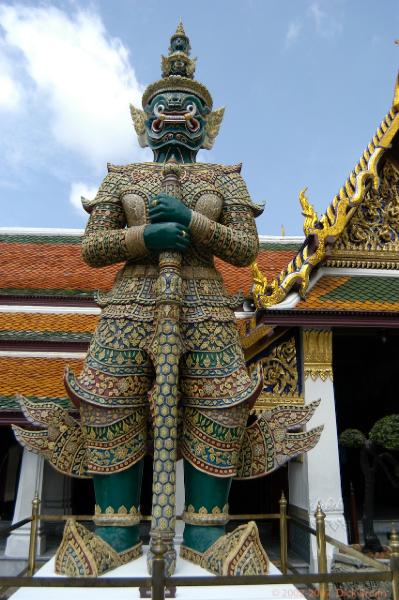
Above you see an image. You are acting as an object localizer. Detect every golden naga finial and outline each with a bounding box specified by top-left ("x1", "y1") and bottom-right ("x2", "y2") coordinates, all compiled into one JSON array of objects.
[
  {"x1": 299, "y1": 187, "x2": 318, "y2": 236},
  {"x1": 251, "y1": 261, "x2": 268, "y2": 298},
  {"x1": 393, "y1": 40, "x2": 399, "y2": 111}
]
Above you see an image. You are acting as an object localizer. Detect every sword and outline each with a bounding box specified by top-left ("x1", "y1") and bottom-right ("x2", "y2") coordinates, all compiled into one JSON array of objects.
[{"x1": 148, "y1": 159, "x2": 184, "y2": 575}]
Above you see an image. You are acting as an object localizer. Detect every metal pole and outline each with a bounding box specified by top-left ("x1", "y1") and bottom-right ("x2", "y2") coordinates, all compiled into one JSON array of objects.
[
  {"x1": 279, "y1": 491, "x2": 288, "y2": 574},
  {"x1": 349, "y1": 482, "x2": 359, "y2": 544},
  {"x1": 315, "y1": 502, "x2": 328, "y2": 600},
  {"x1": 151, "y1": 534, "x2": 166, "y2": 600},
  {"x1": 27, "y1": 494, "x2": 40, "y2": 576},
  {"x1": 390, "y1": 528, "x2": 399, "y2": 600}
]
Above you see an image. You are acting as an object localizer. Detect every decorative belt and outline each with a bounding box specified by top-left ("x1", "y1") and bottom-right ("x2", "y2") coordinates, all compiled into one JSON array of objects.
[
  {"x1": 94, "y1": 504, "x2": 141, "y2": 527},
  {"x1": 123, "y1": 264, "x2": 222, "y2": 280}
]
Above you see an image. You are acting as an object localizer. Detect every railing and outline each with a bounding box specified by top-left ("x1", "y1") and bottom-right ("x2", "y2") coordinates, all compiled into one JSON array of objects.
[{"x1": 0, "y1": 492, "x2": 397, "y2": 600}]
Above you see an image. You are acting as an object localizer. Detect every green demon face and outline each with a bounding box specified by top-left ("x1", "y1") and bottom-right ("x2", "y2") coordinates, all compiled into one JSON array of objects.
[{"x1": 145, "y1": 92, "x2": 209, "y2": 159}]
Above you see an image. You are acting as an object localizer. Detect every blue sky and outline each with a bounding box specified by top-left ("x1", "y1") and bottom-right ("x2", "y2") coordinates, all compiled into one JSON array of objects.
[{"x1": 0, "y1": 0, "x2": 398, "y2": 235}]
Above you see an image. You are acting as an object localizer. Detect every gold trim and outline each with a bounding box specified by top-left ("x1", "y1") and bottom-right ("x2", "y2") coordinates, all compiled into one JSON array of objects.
[
  {"x1": 303, "y1": 329, "x2": 333, "y2": 381},
  {"x1": 253, "y1": 109, "x2": 399, "y2": 308},
  {"x1": 142, "y1": 75, "x2": 213, "y2": 109},
  {"x1": 325, "y1": 252, "x2": 399, "y2": 269},
  {"x1": 183, "y1": 504, "x2": 229, "y2": 526},
  {"x1": 252, "y1": 394, "x2": 304, "y2": 414},
  {"x1": 55, "y1": 519, "x2": 142, "y2": 576},
  {"x1": 125, "y1": 225, "x2": 147, "y2": 257},
  {"x1": 94, "y1": 504, "x2": 140, "y2": 526},
  {"x1": 181, "y1": 522, "x2": 269, "y2": 576}
]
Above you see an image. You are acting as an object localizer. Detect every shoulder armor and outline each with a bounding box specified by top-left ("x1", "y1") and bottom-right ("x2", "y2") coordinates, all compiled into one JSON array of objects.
[
  {"x1": 107, "y1": 162, "x2": 161, "y2": 174},
  {"x1": 82, "y1": 170, "x2": 131, "y2": 214},
  {"x1": 185, "y1": 162, "x2": 242, "y2": 174},
  {"x1": 221, "y1": 163, "x2": 242, "y2": 174},
  {"x1": 107, "y1": 162, "x2": 242, "y2": 175},
  {"x1": 214, "y1": 166, "x2": 265, "y2": 218}
]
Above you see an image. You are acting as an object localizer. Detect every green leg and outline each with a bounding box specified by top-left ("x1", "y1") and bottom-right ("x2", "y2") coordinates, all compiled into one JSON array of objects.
[
  {"x1": 93, "y1": 459, "x2": 144, "y2": 553},
  {"x1": 183, "y1": 460, "x2": 231, "y2": 553}
]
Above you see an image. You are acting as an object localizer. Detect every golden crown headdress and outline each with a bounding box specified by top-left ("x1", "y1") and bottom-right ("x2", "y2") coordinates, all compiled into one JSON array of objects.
[{"x1": 130, "y1": 21, "x2": 224, "y2": 150}]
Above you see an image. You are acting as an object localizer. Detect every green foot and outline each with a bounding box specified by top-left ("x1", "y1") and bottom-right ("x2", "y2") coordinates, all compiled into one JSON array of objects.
[
  {"x1": 95, "y1": 525, "x2": 140, "y2": 553},
  {"x1": 183, "y1": 524, "x2": 225, "y2": 553}
]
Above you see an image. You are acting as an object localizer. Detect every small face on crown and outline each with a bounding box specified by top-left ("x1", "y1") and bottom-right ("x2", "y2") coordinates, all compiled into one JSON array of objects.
[
  {"x1": 145, "y1": 91, "x2": 209, "y2": 154},
  {"x1": 169, "y1": 58, "x2": 187, "y2": 76}
]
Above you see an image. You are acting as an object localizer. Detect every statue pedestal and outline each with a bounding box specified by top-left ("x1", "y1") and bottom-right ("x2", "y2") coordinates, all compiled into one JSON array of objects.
[{"x1": 9, "y1": 546, "x2": 306, "y2": 599}]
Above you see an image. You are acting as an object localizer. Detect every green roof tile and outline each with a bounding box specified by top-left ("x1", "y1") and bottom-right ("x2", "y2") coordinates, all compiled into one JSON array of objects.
[{"x1": 321, "y1": 277, "x2": 399, "y2": 303}]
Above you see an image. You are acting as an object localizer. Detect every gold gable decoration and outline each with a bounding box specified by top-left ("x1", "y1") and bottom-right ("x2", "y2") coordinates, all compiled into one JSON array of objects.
[
  {"x1": 326, "y1": 159, "x2": 399, "y2": 268},
  {"x1": 253, "y1": 102, "x2": 399, "y2": 308},
  {"x1": 253, "y1": 337, "x2": 303, "y2": 414}
]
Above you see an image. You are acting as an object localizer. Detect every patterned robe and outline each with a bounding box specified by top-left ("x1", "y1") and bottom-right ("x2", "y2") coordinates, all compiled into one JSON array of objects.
[{"x1": 65, "y1": 162, "x2": 262, "y2": 477}]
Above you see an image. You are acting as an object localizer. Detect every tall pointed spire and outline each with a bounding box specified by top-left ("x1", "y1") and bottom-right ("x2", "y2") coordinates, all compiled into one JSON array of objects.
[
  {"x1": 142, "y1": 21, "x2": 212, "y2": 109},
  {"x1": 162, "y1": 19, "x2": 195, "y2": 79},
  {"x1": 173, "y1": 18, "x2": 188, "y2": 41}
]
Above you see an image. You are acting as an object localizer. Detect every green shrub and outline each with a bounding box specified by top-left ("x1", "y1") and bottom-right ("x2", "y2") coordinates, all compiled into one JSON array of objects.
[
  {"x1": 369, "y1": 415, "x2": 399, "y2": 451},
  {"x1": 339, "y1": 428, "x2": 366, "y2": 448}
]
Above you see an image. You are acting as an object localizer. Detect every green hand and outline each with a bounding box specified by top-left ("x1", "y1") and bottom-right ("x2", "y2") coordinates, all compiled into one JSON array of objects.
[
  {"x1": 149, "y1": 193, "x2": 192, "y2": 227},
  {"x1": 144, "y1": 222, "x2": 190, "y2": 251}
]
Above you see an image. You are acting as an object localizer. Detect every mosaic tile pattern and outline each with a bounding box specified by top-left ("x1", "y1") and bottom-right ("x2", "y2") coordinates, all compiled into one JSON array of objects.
[{"x1": 297, "y1": 275, "x2": 399, "y2": 311}]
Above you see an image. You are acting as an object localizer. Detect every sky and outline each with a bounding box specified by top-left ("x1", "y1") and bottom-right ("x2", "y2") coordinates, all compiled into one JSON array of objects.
[{"x1": 0, "y1": 0, "x2": 398, "y2": 236}]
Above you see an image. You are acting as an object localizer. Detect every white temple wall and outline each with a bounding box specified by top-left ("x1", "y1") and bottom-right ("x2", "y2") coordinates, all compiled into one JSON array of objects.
[
  {"x1": 288, "y1": 328, "x2": 347, "y2": 570},
  {"x1": 6, "y1": 449, "x2": 46, "y2": 557}
]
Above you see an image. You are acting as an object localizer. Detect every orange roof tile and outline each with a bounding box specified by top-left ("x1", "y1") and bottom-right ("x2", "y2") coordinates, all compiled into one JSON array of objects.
[
  {"x1": 0, "y1": 312, "x2": 99, "y2": 334},
  {"x1": 0, "y1": 235, "x2": 299, "y2": 298},
  {"x1": 1, "y1": 242, "x2": 116, "y2": 293},
  {"x1": 0, "y1": 356, "x2": 83, "y2": 398},
  {"x1": 216, "y1": 250, "x2": 296, "y2": 295}
]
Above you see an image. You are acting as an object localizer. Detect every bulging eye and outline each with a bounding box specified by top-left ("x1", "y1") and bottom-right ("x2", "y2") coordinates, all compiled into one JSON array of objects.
[
  {"x1": 154, "y1": 104, "x2": 165, "y2": 117},
  {"x1": 186, "y1": 103, "x2": 197, "y2": 116}
]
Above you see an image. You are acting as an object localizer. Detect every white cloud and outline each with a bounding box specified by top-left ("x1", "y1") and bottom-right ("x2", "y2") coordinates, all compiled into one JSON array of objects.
[
  {"x1": 0, "y1": 5, "x2": 147, "y2": 171},
  {"x1": 69, "y1": 181, "x2": 99, "y2": 217},
  {"x1": 285, "y1": 21, "x2": 303, "y2": 48},
  {"x1": 0, "y1": 72, "x2": 20, "y2": 109},
  {"x1": 0, "y1": 43, "x2": 21, "y2": 110},
  {"x1": 308, "y1": 1, "x2": 343, "y2": 40}
]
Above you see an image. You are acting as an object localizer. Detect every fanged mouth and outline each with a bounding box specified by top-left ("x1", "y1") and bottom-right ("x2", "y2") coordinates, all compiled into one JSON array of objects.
[{"x1": 151, "y1": 110, "x2": 200, "y2": 133}]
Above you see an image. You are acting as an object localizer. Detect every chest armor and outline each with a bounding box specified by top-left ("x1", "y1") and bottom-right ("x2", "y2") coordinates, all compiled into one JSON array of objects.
[
  {"x1": 98, "y1": 162, "x2": 244, "y2": 321},
  {"x1": 120, "y1": 163, "x2": 224, "y2": 227}
]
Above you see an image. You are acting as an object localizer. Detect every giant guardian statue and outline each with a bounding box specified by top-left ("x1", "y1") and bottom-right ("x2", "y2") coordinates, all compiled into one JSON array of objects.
[{"x1": 14, "y1": 22, "x2": 321, "y2": 577}]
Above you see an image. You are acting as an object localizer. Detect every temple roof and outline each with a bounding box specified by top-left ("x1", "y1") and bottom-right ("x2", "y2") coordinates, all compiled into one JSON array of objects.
[{"x1": 0, "y1": 229, "x2": 300, "y2": 300}]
